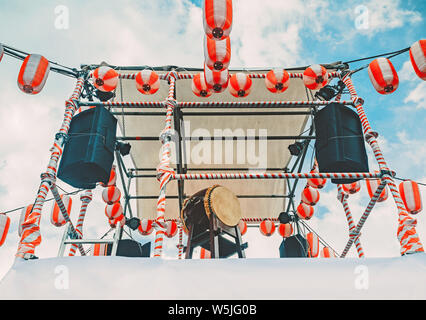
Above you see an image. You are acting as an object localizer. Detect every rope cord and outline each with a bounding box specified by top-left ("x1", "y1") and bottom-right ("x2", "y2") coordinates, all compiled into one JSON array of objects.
[
  {"x1": 394, "y1": 176, "x2": 426, "y2": 187},
  {"x1": 2, "y1": 188, "x2": 85, "y2": 215}
]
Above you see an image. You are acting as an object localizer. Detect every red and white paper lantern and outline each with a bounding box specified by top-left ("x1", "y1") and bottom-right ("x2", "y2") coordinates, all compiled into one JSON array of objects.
[
  {"x1": 303, "y1": 64, "x2": 328, "y2": 90},
  {"x1": 307, "y1": 232, "x2": 319, "y2": 258},
  {"x1": 138, "y1": 219, "x2": 154, "y2": 236},
  {"x1": 278, "y1": 223, "x2": 293, "y2": 238},
  {"x1": 259, "y1": 220, "x2": 275, "y2": 236},
  {"x1": 102, "y1": 186, "x2": 121, "y2": 205},
  {"x1": 399, "y1": 180, "x2": 422, "y2": 215},
  {"x1": 203, "y1": 0, "x2": 233, "y2": 40},
  {"x1": 0, "y1": 213, "x2": 10, "y2": 247},
  {"x1": 192, "y1": 72, "x2": 212, "y2": 97},
  {"x1": 301, "y1": 186, "x2": 320, "y2": 206},
  {"x1": 265, "y1": 69, "x2": 290, "y2": 93},
  {"x1": 18, "y1": 54, "x2": 50, "y2": 94},
  {"x1": 105, "y1": 202, "x2": 123, "y2": 220},
  {"x1": 135, "y1": 69, "x2": 160, "y2": 95},
  {"x1": 367, "y1": 58, "x2": 399, "y2": 94},
  {"x1": 228, "y1": 72, "x2": 252, "y2": 97},
  {"x1": 204, "y1": 36, "x2": 231, "y2": 71},
  {"x1": 204, "y1": 64, "x2": 229, "y2": 93},
  {"x1": 296, "y1": 202, "x2": 314, "y2": 220},
  {"x1": 342, "y1": 181, "x2": 361, "y2": 194},
  {"x1": 92, "y1": 66, "x2": 118, "y2": 92},
  {"x1": 50, "y1": 194, "x2": 72, "y2": 227},
  {"x1": 409, "y1": 39, "x2": 426, "y2": 81}
]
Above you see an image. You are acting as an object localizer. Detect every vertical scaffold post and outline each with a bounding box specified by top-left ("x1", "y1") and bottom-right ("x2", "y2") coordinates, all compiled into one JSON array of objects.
[
  {"x1": 15, "y1": 75, "x2": 86, "y2": 261},
  {"x1": 341, "y1": 73, "x2": 424, "y2": 256},
  {"x1": 153, "y1": 71, "x2": 178, "y2": 257}
]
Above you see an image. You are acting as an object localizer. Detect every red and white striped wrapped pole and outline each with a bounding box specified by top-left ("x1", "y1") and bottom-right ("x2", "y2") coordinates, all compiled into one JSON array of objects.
[
  {"x1": 172, "y1": 172, "x2": 381, "y2": 181},
  {"x1": 69, "y1": 190, "x2": 92, "y2": 256},
  {"x1": 16, "y1": 76, "x2": 85, "y2": 260},
  {"x1": 342, "y1": 73, "x2": 424, "y2": 256},
  {"x1": 337, "y1": 184, "x2": 364, "y2": 258},
  {"x1": 340, "y1": 179, "x2": 387, "y2": 257},
  {"x1": 45, "y1": 175, "x2": 85, "y2": 256},
  {"x1": 153, "y1": 71, "x2": 177, "y2": 258}
]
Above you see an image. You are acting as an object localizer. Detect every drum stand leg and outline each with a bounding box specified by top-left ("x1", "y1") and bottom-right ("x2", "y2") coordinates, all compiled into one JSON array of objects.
[
  {"x1": 209, "y1": 215, "x2": 220, "y2": 259},
  {"x1": 185, "y1": 224, "x2": 194, "y2": 259},
  {"x1": 234, "y1": 226, "x2": 246, "y2": 258}
]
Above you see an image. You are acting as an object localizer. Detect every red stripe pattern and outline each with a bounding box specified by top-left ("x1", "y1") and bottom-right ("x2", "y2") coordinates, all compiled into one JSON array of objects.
[
  {"x1": 204, "y1": 64, "x2": 229, "y2": 93},
  {"x1": 228, "y1": 73, "x2": 252, "y2": 97},
  {"x1": 296, "y1": 202, "x2": 314, "y2": 220},
  {"x1": 0, "y1": 213, "x2": 10, "y2": 247},
  {"x1": 265, "y1": 69, "x2": 290, "y2": 93},
  {"x1": 342, "y1": 74, "x2": 423, "y2": 256},
  {"x1": 138, "y1": 219, "x2": 154, "y2": 235},
  {"x1": 204, "y1": 36, "x2": 231, "y2": 71},
  {"x1": 203, "y1": 0, "x2": 233, "y2": 40},
  {"x1": 17, "y1": 54, "x2": 50, "y2": 94},
  {"x1": 50, "y1": 194, "x2": 72, "y2": 227},
  {"x1": 278, "y1": 223, "x2": 293, "y2": 238},
  {"x1": 303, "y1": 64, "x2": 328, "y2": 90},
  {"x1": 191, "y1": 73, "x2": 212, "y2": 97},
  {"x1": 259, "y1": 220, "x2": 275, "y2": 236},
  {"x1": 399, "y1": 180, "x2": 422, "y2": 215},
  {"x1": 307, "y1": 232, "x2": 319, "y2": 258},
  {"x1": 92, "y1": 66, "x2": 118, "y2": 92},
  {"x1": 69, "y1": 190, "x2": 92, "y2": 256},
  {"x1": 135, "y1": 69, "x2": 160, "y2": 95},
  {"x1": 367, "y1": 58, "x2": 399, "y2": 94},
  {"x1": 409, "y1": 39, "x2": 426, "y2": 80}
]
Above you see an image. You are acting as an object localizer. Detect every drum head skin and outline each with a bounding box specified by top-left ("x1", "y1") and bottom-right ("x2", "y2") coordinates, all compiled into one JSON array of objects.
[{"x1": 205, "y1": 185, "x2": 242, "y2": 227}]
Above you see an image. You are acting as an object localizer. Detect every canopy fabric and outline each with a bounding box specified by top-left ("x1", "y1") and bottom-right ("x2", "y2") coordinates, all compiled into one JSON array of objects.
[{"x1": 113, "y1": 69, "x2": 326, "y2": 222}]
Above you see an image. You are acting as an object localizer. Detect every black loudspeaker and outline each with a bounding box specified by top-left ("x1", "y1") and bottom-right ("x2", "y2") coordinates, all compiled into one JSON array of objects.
[
  {"x1": 314, "y1": 103, "x2": 369, "y2": 184},
  {"x1": 279, "y1": 234, "x2": 308, "y2": 258},
  {"x1": 104, "y1": 240, "x2": 151, "y2": 257},
  {"x1": 57, "y1": 106, "x2": 117, "y2": 189}
]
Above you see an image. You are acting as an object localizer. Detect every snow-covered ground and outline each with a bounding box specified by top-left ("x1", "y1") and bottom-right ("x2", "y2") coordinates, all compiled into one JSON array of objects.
[{"x1": 1, "y1": 253, "x2": 425, "y2": 300}]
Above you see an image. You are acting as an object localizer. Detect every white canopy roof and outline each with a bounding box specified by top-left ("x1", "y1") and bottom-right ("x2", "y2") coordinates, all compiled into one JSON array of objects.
[{"x1": 113, "y1": 68, "x2": 325, "y2": 222}]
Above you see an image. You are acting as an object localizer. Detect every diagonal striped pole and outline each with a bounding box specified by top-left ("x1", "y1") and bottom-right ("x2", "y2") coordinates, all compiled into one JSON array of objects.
[
  {"x1": 16, "y1": 76, "x2": 86, "y2": 261},
  {"x1": 340, "y1": 179, "x2": 387, "y2": 257},
  {"x1": 342, "y1": 73, "x2": 424, "y2": 255},
  {"x1": 337, "y1": 184, "x2": 364, "y2": 258}
]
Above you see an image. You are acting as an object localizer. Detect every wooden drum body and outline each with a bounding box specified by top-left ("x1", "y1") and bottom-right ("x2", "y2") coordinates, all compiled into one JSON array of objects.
[{"x1": 181, "y1": 185, "x2": 242, "y2": 235}]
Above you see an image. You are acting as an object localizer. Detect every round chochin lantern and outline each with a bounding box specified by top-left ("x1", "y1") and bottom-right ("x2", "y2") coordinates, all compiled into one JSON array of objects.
[
  {"x1": 102, "y1": 186, "x2": 121, "y2": 205},
  {"x1": 301, "y1": 186, "x2": 320, "y2": 206},
  {"x1": 296, "y1": 202, "x2": 314, "y2": 220},
  {"x1": 165, "y1": 220, "x2": 178, "y2": 238},
  {"x1": 367, "y1": 57, "x2": 399, "y2": 94},
  {"x1": 307, "y1": 232, "x2": 319, "y2": 258},
  {"x1": 365, "y1": 174, "x2": 388, "y2": 202},
  {"x1": 203, "y1": 0, "x2": 233, "y2": 40},
  {"x1": 399, "y1": 180, "x2": 422, "y2": 215},
  {"x1": 135, "y1": 69, "x2": 160, "y2": 95},
  {"x1": 0, "y1": 213, "x2": 11, "y2": 247},
  {"x1": 278, "y1": 223, "x2": 293, "y2": 238},
  {"x1": 192, "y1": 72, "x2": 212, "y2": 97},
  {"x1": 138, "y1": 219, "x2": 154, "y2": 236},
  {"x1": 342, "y1": 181, "x2": 361, "y2": 194},
  {"x1": 303, "y1": 64, "x2": 328, "y2": 90},
  {"x1": 238, "y1": 219, "x2": 247, "y2": 236},
  {"x1": 109, "y1": 214, "x2": 126, "y2": 229},
  {"x1": 204, "y1": 64, "x2": 229, "y2": 93},
  {"x1": 100, "y1": 165, "x2": 117, "y2": 187},
  {"x1": 228, "y1": 72, "x2": 252, "y2": 97},
  {"x1": 18, "y1": 54, "x2": 50, "y2": 94},
  {"x1": 259, "y1": 219, "x2": 275, "y2": 236},
  {"x1": 409, "y1": 39, "x2": 426, "y2": 81},
  {"x1": 50, "y1": 195, "x2": 72, "y2": 227},
  {"x1": 307, "y1": 172, "x2": 327, "y2": 189},
  {"x1": 92, "y1": 66, "x2": 119, "y2": 92},
  {"x1": 105, "y1": 202, "x2": 123, "y2": 220},
  {"x1": 265, "y1": 69, "x2": 290, "y2": 93},
  {"x1": 204, "y1": 36, "x2": 231, "y2": 71}
]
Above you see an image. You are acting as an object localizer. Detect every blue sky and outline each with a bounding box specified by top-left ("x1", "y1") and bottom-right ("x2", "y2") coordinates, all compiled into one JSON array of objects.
[{"x1": 0, "y1": 0, "x2": 425, "y2": 278}]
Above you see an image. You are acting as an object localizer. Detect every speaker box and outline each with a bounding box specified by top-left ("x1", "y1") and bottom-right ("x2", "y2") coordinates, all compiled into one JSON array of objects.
[
  {"x1": 314, "y1": 103, "x2": 369, "y2": 184},
  {"x1": 103, "y1": 239, "x2": 151, "y2": 258},
  {"x1": 57, "y1": 106, "x2": 117, "y2": 189},
  {"x1": 279, "y1": 234, "x2": 308, "y2": 258}
]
